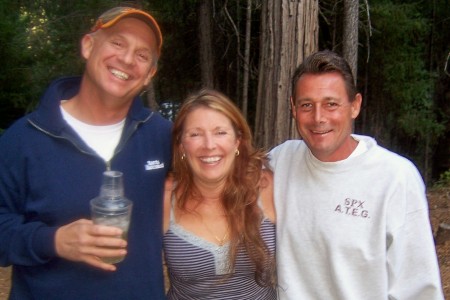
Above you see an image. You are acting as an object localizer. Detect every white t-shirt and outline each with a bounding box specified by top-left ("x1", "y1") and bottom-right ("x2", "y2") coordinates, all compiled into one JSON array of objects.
[{"x1": 60, "y1": 105, "x2": 124, "y2": 162}]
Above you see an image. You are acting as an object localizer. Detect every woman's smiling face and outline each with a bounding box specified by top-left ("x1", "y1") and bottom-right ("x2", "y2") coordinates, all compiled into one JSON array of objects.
[{"x1": 180, "y1": 106, "x2": 240, "y2": 187}]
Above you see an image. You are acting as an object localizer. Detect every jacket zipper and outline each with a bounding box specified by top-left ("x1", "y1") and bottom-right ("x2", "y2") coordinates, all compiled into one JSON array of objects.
[{"x1": 29, "y1": 111, "x2": 154, "y2": 172}]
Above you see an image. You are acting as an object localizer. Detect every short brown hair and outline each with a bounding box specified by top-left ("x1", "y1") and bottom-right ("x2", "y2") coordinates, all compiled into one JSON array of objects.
[{"x1": 292, "y1": 50, "x2": 357, "y2": 102}]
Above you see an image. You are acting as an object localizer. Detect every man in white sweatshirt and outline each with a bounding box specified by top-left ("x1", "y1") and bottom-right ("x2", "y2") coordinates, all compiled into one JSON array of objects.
[{"x1": 269, "y1": 50, "x2": 444, "y2": 300}]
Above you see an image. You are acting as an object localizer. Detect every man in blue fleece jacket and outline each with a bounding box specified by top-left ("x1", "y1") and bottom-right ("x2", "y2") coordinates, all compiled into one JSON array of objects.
[{"x1": 0, "y1": 7, "x2": 172, "y2": 299}]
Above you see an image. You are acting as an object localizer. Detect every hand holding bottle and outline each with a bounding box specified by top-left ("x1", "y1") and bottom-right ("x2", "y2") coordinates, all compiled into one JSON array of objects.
[
  {"x1": 55, "y1": 219, "x2": 127, "y2": 271},
  {"x1": 90, "y1": 171, "x2": 133, "y2": 264}
]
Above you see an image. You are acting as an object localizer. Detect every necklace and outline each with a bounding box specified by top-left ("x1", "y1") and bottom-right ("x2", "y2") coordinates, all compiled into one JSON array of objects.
[{"x1": 198, "y1": 215, "x2": 229, "y2": 246}]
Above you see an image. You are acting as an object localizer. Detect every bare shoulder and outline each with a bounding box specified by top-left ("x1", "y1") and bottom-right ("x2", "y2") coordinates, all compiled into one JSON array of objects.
[
  {"x1": 164, "y1": 175, "x2": 175, "y2": 192},
  {"x1": 259, "y1": 169, "x2": 276, "y2": 223},
  {"x1": 163, "y1": 176, "x2": 175, "y2": 233}
]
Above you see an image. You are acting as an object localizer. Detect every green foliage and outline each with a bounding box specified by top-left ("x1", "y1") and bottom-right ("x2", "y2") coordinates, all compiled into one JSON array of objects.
[
  {"x1": 0, "y1": 0, "x2": 124, "y2": 128},
  {"x1": 146, "y1": 0, "x2": 201, "y2": 102},
  {"x1": 358, "y1": 0, "x2": 446, "y2": 180},
  {"x1": 0, "y1": 2, "x2": 33, "y2": 128},
  {"x1": 432, "y1": 169, "x2": 450, "y2": 189},
  {"x1": 0, "y1": 0, "x2": 448, "y2": 184}
]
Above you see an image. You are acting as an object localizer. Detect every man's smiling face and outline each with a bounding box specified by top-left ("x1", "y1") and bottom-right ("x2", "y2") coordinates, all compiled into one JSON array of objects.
[{"x1": 291, "y1": 72, "x2": 361, "y2": 162}]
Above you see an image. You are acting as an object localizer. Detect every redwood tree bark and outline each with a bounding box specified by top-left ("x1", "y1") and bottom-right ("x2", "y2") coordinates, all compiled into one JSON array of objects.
[
  {"x1": 255, "y1": 0, "x2": 319, "y2": 148},
  {"x1": 343, "y1": 0, "x2": 359, "y2": 83}
]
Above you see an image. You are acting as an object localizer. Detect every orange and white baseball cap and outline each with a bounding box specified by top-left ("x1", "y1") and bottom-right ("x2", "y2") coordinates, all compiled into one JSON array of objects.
[{"x1": 91, "y1": 7, "x2": 162, "y2": 56}]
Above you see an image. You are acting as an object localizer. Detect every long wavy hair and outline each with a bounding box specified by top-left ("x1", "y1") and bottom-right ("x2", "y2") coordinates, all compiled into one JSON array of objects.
[{"x1": 171, "y1": 88, "x2": 275, "y2": 286}]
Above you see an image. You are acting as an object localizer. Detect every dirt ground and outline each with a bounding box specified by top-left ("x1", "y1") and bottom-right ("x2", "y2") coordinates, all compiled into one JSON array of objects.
[
  {"x1": 0, "y1": 187, "x2": 449, "y2": 299},
  {"x1": 0, "y1": 267, "x2": 9, "y2": 300},
  {"x1": 430, "y1": 185, "x2": 450, "y2": 299}
]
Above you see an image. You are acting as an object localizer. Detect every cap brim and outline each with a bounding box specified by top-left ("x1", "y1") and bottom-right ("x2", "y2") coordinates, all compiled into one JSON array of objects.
[{"x1": 92, "y1": 10, "x2": 162, "y2": 56}]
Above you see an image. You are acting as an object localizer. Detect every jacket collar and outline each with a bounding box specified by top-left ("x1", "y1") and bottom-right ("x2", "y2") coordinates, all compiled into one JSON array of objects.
[{"x1": 29, "y1": 76, "x2": 151, "y2": 136}]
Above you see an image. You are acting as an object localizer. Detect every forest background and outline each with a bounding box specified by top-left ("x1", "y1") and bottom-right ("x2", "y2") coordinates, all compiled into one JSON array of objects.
[
  {"x1": 0, "y1": 0, "x2": 448, "y2": 186},
  {"x1": 0, "y1": 0, "x2": 449, "y2": 298}
]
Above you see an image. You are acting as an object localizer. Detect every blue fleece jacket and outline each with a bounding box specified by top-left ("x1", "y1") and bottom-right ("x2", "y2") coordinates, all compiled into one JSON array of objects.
[{"x1": 0, "y1": 77, "x2": 172, "y2": 299}]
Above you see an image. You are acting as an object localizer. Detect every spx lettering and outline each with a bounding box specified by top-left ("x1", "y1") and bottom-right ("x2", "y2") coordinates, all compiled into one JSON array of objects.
[{"x1": 335, "y1": 198, "x2": 369, "y2": 218}]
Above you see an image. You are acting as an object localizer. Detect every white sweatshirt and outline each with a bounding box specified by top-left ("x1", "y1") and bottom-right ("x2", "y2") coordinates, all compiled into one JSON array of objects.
[{"x1": 269, "y1": 135, "x2": 444, "y2": 300}]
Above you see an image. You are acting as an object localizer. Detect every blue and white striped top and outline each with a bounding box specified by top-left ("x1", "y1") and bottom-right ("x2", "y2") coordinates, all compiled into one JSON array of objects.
[{"x1": 163, "y1": 209, "x2": 276, "y2": 299}]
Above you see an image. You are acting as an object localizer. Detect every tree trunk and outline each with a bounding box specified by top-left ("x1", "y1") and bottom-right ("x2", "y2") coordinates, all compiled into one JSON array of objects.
[
  {"x1": 198, "y1": 0, "x2": 214, "y2": 88},
  {"x1": 144, "y1": 82, "x2": 159, "y2": 112},
  {"x1": 342, "y1": 0, "x2": 359, "y2": 83},
  {"x1": 241, "y1": 0, "x2": 252, "y2": 118},
  {"x1": 255, "y1": 0, "x2": 319, "y2": 149}
]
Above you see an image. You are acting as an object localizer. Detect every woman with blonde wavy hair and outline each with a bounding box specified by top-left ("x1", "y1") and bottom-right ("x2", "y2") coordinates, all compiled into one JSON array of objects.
[{"x1": 163, "y1": 88, "x2": 276, "y2": 299}]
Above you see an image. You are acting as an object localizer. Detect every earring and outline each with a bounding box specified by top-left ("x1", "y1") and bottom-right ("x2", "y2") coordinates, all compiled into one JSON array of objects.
[
  {"x1": 235, "y1": 149, "x2": 240, "y2": 156},
  {"x1": 181, "y1": 153, "x2": 186, "y2": 160}
]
